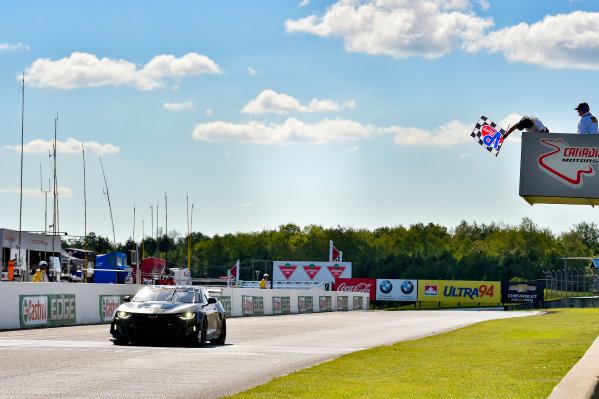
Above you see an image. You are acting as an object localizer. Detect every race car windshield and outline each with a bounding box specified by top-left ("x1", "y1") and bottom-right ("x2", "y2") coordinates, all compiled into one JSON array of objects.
[
  {"x1": 132, "y1": 287, "x2": 176, "y2": 302},
  {"x1": 171, "y1": 290, "x2": 195, "y2": 303}
]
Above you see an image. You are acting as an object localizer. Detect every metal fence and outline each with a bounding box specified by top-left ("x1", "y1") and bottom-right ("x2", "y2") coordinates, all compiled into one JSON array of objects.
[{"x1": 542, "y1": 267, "x2": 599, "y2": 299}]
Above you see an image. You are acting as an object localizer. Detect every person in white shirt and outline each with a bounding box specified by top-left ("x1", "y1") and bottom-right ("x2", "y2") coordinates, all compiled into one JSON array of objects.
[
  {"x1": 575, "y1": 102, "x2": 599, "y2": 134},
  {"x1": 503, "y1": 116, "x2": 549, "y2": 139}
]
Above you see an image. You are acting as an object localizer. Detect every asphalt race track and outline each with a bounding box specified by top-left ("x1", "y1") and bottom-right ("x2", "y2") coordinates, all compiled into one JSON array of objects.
[{"x1": 0, "y1": 310, "x2": 539, "y2": 399}]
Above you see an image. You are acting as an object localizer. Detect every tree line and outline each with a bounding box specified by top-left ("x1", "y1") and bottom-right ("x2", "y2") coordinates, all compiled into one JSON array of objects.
[{"x1": 62, "y1": 218, "x2": 599, "y2": 282}]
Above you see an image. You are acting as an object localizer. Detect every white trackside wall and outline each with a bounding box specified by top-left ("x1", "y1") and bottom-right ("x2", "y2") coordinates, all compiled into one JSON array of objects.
[{"x1": 0, "y1": 282, "x2": 370, "y2": 330}]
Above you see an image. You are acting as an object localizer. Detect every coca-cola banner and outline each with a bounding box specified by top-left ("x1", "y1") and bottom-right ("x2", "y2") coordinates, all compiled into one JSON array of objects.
[
  {"x1": 376, "y1": 279, "x2": 418, "y2": 301},
  {"x1": 334, "y1": 278, "x2": 376, "y2": 301}
]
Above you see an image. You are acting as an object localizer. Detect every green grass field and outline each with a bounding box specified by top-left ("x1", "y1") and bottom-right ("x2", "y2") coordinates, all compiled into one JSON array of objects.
[{"x1": 228, "y1": 309, "x2": 599, "y2": 399}]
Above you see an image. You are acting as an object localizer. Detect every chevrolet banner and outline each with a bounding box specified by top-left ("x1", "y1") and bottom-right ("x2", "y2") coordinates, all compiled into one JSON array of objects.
[
  {"x1": 418, "y1": 280, "x2": 501, "y2": 304},
  {"x1": 501, "y1": 282, "x2": 544, "y2": 303}
]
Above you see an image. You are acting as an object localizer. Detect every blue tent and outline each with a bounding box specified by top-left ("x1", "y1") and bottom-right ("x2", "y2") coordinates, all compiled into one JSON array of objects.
[{"x1": 94, "y1": 252, "x2": 127, "y2": 284}]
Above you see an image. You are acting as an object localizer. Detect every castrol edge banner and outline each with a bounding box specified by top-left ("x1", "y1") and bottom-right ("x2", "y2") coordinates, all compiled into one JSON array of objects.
[
  {"x1": 334, "y1": 278, "x2": 375, "y2": 301},
  {"x1": 20, "y1": 294, "x2": 76, "y2": 328},
  {"x1": 520, "y1": 132, "x2": 599, "y2": 205}
]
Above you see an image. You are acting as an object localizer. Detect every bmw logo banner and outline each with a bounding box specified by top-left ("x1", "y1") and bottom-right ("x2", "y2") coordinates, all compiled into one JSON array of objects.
[{"x1": 375, "y1": 279, "x2": 418, "y2": 301}]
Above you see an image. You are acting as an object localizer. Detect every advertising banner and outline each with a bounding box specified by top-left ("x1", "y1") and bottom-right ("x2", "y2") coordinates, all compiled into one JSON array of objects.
[
  {"x1": 319, "y1": 296, "x2": 332, "y2": 312},
  {"x1": 273, "y1": 261, "x2": 352, "y2": 283},
  {"x1": 353, "y1": 296, "x2": 363, "y2": 310},
  {"x1": 20, "y1": 294, "x2": 76, "y2": 328},
  {"x1": 501, "y1": 282, "x2": 545, "y2": 303},
  {"x1": 214, "y1": 296, "x2": 232, "y2": 317},
  {"x1": 99, "y1": 295, "x2": 125, "y2": 322},
  {"x1": 242, "y1": 295, "x2": 264, "y2": 316},
  {"x1": 418, "y1": 280, "x2": 501, "y2": 304},
  {"x1": 298, "y1": 296, "x2": 313, "y2": 313},
  {"x1": 375, "y1": 279, "x2": 418, "y2": 301},
  {"x1": 337, "y1": 296, "x2": 348, "y2": 311},
  {"x1": 334, "y1": 278, "x2": 376, "y2": 301},
  {"x1": 520, "y1": 132, "x2": 599, "y2": 205},
  {"x1": 272, "y1": 296, "x2": 291, "y2": 315}
]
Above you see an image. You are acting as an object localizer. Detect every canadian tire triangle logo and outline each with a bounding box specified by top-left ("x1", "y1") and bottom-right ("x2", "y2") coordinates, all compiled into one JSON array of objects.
[
  {"x1": 279, "y1": 263, "x2": 297, "y2": 280},
  {"x1": 327, "y1": 265, "x2": 345, "y2": 279},
  {"x1": 303, "y1": 264, "x2": 321, "y2": 280}
]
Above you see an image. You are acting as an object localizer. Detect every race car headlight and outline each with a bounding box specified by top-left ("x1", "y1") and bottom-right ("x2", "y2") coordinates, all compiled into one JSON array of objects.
[
  {"x1": 117, "y1": 311, "x2": 131, "y2": 319},
  {"x1": 178, "y1": 312, "x2": 195, "y2": 320}
]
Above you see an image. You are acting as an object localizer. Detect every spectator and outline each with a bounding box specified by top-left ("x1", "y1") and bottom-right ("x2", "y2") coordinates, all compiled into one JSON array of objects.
[
  {"x1": 259, "y1": 273, "x2": 269, "y2": 289},
  {"x1": 33, "y1": 262, "x2": 49, "y2": 282},
  {"x1": 576, "y1": 102, "x2": 599, "y2": 134}
]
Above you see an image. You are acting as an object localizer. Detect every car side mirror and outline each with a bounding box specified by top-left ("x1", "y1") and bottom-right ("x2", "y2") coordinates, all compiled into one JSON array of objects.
[
  {"x1": 207, "y1": 297, "x2": 217, "y2": 304},
  {"x1": 123, "y1": 296, "x2": 131, "y2": 303}
]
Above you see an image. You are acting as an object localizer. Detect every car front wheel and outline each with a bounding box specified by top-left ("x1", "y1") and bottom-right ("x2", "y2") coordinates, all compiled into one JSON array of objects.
[
  {"x1": 195, "y1": 319, "x2": 207, "y2": 347},
  {"x1": 211, "y1": 318, "x2": 226, "y2": 345}
]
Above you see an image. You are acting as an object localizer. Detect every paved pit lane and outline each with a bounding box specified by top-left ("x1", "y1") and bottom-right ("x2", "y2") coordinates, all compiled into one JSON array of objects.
[{"x1": 0, "y1": 310, "x2": 539, "y2": 398}]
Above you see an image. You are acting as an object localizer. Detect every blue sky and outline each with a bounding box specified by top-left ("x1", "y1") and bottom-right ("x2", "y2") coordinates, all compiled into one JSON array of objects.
[{"x1": 2, "y1": 0, "x2": 599, "y2": 244}]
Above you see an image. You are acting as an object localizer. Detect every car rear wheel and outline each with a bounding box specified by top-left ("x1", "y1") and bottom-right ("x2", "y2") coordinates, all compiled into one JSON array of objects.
[{"x1": 211, "y1": 318, "x2": 226, "y2": 345}]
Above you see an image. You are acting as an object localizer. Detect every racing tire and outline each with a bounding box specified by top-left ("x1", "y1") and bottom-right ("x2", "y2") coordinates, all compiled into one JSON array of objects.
[
  {"x1": 195, "y1": 319, "x2": 208, "y2": 347},
  {"x1": 112, "y1": 339, "x2": 128, "y2": 346},
  {"x1": 211, "y1": 318, "x2": 226, "y2": 345}
]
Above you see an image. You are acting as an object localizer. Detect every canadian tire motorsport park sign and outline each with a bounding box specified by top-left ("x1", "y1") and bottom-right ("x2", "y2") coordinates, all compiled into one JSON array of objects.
[{"x1": 520, "y1": 132, "x2": 599, "y2": 205}]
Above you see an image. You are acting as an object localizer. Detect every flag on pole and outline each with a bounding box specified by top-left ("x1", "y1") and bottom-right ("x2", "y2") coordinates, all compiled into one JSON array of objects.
[
  {"x1": 470, "y1": 116, "x2": 506, "y2": 157},
  {"x1": 329, "y1": 241, "x2": 341, "y2": 262},
  {"x1": 227, "y1": 259, "x2": 239, "y2": 286}
]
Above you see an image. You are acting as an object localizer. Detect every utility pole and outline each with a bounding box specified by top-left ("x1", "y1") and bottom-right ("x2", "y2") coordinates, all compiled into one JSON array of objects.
[{"x1": 40, "y1": 164, "x2": 51, "y2": 234}]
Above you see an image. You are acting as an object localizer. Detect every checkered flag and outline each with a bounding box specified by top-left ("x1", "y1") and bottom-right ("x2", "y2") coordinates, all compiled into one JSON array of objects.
[{"x1": 470, "y1": 116, "x2": 506, "y2": 157}]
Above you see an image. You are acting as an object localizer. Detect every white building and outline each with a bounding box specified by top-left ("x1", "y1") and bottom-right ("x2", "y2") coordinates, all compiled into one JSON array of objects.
[{"x1": 0, "y1": 228, "x2": 62, "y2": 281}]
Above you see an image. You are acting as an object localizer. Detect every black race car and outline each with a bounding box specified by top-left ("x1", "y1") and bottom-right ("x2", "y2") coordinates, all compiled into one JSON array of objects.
[{"x1": 110, "y1": 285, "x2": 226, "y2": 346}]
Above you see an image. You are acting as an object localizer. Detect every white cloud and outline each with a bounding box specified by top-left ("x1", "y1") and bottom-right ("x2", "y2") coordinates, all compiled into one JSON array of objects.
[
  {"x1": 24, "y1": 52, "x2": 221, "y2": 90},
  {"x1": 0, "y1": 186, "x2": 73, "y2": 198},
  {"x1": 381, "y1": 120, "x2": 472, "y2": 147},
  {"x1": 192, "y1": 116, "x2": 479, "y2": 147},
  {"x1": 459, "y1": 152, "x2": 474, "y2": 159},
  {"x1": 193, "y1": 117, "x2": 371, "y2": 144},
  {"x1": 240, "y1": 202, "x2": 253, "y2": 207},
  {"x1": 0, "y1": 42, "x2": 29, "y2": 51},
  {"x1": 346, "y1": 146, "x2": 360, "y2": 152},
  {"x1": 285, "y1": 0, "x2": 493, "y2": 58},
  {"x1": 4, "y1": 138, "x2": 119, "y2": 156},
  {"x1": 465, "y1": 11, "x2": 599, "y2": 69},
  {"x1": 300, "y1": 0, "x2": 311, "y2": 7},
  {"x1": 473, "y1": 0, "x2": 489, "y2": 10},
  {"x1": 248, "y1": 67, "x2": 258, "y2": 75},
  {"x1": 162, "y1": 101, "x2": 194, "y2": 111},
  {"x1": 206, "y1": 109, "x2": 213, "y2": 117},
  {"x1": 242, "y1": 89, "x2": 353, "y2": 114}
]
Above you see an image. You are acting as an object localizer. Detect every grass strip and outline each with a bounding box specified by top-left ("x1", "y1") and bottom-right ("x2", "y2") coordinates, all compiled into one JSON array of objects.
[{"x1": 228, "y1": 309, "x2": 599, "y2": 399}]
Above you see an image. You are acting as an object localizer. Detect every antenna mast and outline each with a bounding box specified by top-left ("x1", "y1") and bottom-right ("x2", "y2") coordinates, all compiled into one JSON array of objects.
[
  {"x1": 82, "y1": 143, "x2": 88, "y2": 282},
  {"x1": 40, "y1": 164, "x2": 51, "y2": 234},
  {"x1": 99, "y1": 156, "x2": 116, "y2": 249},
  {"x1": 18, "y1": 73, "x2": 24, "y2": 278}
]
